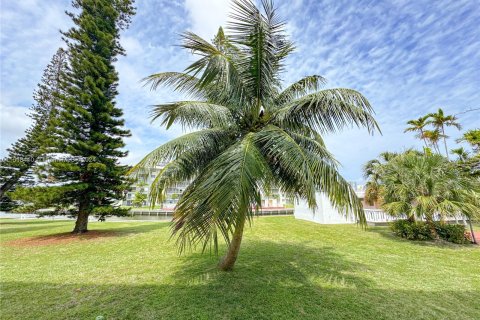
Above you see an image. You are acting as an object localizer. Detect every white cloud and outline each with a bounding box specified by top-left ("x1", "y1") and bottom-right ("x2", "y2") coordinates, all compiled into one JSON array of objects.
[
  {"x1": 184, "y1": 0, "x2": 230, "y2": 39},
  {"x1": 0, "y1": 104, "x2": 32, "y2": 155}
]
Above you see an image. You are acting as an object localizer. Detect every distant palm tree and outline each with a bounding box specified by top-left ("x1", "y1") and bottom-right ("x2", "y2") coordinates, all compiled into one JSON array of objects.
[
  {"x1": 451, "y1": 147, "x2": 469, "y2": 162},
  {"x1": 456, "y1": 129, "x2": 480, "y2": 177},
  {"x1": 379, "y1": 151, "x2": 479, "y2": 227},
  {"x1": 457, "y1": 128, "x2": 480, "y2": 152},
  {"x1": 131, "y1": 0, "x2": 379, "y2": 270},
  {"x1": 404, "y1": 116, "x2": 430, "y2": 147},
  {"x1": 428, "y1": 108, "x2": 461, "y2": 159},
  {"x1": 132, "y1": 191, "x2": 147, "y2": 207},
  {"x1": 363, "y1": 152, "x2": 399, "y2": 205},
  {"x1": 423, "y1": 129, "x2": 445, "y2": 154}
]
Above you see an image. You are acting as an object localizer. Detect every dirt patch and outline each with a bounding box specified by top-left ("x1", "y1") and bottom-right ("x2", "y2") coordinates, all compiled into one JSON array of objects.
[{"x1": 5, "y1": 230, "x2": 120, "y2": 247}]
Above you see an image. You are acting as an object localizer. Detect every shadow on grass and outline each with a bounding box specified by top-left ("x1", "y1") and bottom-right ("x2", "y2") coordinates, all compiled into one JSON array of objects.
[
  {"x1": 111, "y1": 221, "x2": 171, "y2": 234},
  {"x1": 0, "y1": 220, "x2": 67, "y2": 235},
  {"x1": 0, "y1": 223, "x2": 169, "y2": 247},
  {"x1": 0, "y1": 219, "x2": 170, "y2": 237},
  {"x1": 0, "y1": 219, "x2": 59, "y2": 225},
  {"x1": 2, "y1": 239, "x2": 478, "y2": 319}
]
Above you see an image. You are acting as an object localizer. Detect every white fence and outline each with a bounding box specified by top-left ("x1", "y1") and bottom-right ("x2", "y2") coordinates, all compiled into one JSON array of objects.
[
  {"x1": 364, "y1": 209, "x2": 405, "y2": 223},
  {"x1": 364, "y1": 209, "x2": 468, "y2": 224}
]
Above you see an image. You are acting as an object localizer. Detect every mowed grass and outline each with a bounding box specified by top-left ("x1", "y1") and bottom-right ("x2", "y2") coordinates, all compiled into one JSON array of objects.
[{"x1": 0, "y1": 217, "x2": 479, "y2": 320}]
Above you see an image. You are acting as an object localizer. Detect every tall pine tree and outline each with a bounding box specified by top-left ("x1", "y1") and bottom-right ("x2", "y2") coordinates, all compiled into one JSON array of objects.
[
  {"x1": 50, "y1": 0, "x2": 135, "y2": 233},
  {"x1": 0, "y1": 48, "x2": 67, "y2": 203}
]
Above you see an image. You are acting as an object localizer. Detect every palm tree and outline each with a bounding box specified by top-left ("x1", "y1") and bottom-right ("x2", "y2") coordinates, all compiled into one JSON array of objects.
[
  {"x1": 131, "y1": 0, "x2": 379, "y2": 271},
  {"x1": 363, "y1": 152, "x2": 399, "y2": 206},
  {"x1": 379, "y1": 152, "x2": 479, "y2": 228},
  {"x1": 456, "y1": 129, "x2": 480, "y2": 178},
  {"x1": 423, "y1": 129, "x2": 444, "y2": 154},
  {"x1": 404, "y1": 116, "x2": 430, "y2": 147},
  {"x1": 132, "y1": 191, "x2": 147, "y2": 207},
  {"x1": 428, "y1": 108, "x2": 461, "y2": 159},
  {"x1": 457, "y1": 129, "x2": 480, "y2": 152},
  {"x1": 451, "y1": 147, "x2": 469, "y2": 162}
]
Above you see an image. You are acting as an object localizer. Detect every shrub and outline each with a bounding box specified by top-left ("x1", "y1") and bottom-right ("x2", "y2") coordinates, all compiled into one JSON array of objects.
[
  {"x1": 390, "y1": 220, "x2": 434, "y2": 240},
  {"x1": 434, "y1": 223, "x2": 468, "y2": 244},
  {"x1": 390, "y1": 219, "x2": 470, "y2": 244}
]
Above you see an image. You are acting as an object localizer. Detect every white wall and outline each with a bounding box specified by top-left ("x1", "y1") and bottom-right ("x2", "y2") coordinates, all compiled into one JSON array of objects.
[{"x1": 294, "y1": 192, "x2": 357, "y2": 224}]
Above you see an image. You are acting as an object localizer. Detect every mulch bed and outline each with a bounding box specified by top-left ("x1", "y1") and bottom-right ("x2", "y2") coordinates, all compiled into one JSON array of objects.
[
  {"x1": 5, "y1": 230, "x2": 119, "y2": 247},
  {"x1": 473, "y1": 232, "x2": 480, "y2": 245}
]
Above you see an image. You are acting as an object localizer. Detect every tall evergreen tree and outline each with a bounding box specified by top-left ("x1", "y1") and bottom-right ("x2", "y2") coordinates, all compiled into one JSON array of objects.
[
  {"x1": 50, "y1": 0, "x2": 135, "y2": 233},
  {"x1": 0, "y1": 48, "x2": 68, "y2": 201}
]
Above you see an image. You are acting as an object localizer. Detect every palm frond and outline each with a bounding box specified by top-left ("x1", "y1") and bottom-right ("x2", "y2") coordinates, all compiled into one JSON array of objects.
[
  {"x1": 273, "y1": 88, "x2": 380, "y2": 135},
  {"x1": 147, "y1": 136, "x2": 232, "y2": 207},
  {"x1": 129, "y1": 129, "x2": 231, "y2": 175},
  {"x1": 382, "y1": 201, "x2": 411, "y2": 217},
  {"x1": 275, "y1": 75, "x2": 327, "y2": 107},
  {"x1": 287, "y1": 131, "x2": 338, "y2": 167},
  {"x1": 150, "y1": 101, "x2": 234, "y2": 129},
  {"x1": 253, "y1": 125, "x2": 318, "y2": 208},
  {"x1": 228, "y1": 0, "x2": 294, "y2": 106},
  {"x1": 313, "y1": 161, "x2": 367, "y2": 225},
  {"x1": 181, "y1": 31, "x2": 247, "y2": 106},
  {"x1": 172, "y1": 134, "x2": 273, "y2": 253},
  {"x1": 147, "y1": 159, "x2": 195, "y2": 207},
  {"x1": 142, "y1": 72, "x2": 204, "y2": 99}
]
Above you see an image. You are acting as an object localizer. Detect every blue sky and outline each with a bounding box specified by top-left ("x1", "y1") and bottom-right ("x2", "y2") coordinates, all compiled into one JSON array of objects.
[{"x1": 1, "y1": 0, "x2": 479, "y2": 182}]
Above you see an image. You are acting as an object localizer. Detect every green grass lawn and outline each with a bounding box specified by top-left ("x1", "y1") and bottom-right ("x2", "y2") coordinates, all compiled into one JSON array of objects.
[{"x1": 0, "y1": 217, "x2": 479, "y2": 320}]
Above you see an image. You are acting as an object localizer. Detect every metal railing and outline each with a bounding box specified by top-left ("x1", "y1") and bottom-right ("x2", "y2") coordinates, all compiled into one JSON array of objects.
[{"x1": 364, "y1": 209, "x2": 467, "y2": 223}]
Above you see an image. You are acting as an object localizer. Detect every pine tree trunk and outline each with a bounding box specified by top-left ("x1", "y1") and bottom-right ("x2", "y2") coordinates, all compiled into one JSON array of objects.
[
  {"x1": 0, "y1": 180, "x2": 16, "y2": 199},
  {"x1": 73, "y1": 201, "x2": 89, "y2": 233},
  {"x1": 218, "y1": 218, "x2": 246, "y2": 271}
]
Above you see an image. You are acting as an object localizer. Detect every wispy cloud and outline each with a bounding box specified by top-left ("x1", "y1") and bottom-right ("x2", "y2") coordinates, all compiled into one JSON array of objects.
[{"x1": 1, "y1": 0, "x2": 479, "y2": 180}]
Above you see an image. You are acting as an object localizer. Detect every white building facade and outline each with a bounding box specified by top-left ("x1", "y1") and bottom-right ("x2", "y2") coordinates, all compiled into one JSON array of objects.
[
  {"x1": 294, "y1": 184, "x2": 374, "y2": 224},
  {"x1": 124, "y1": 165, "x2": 292, "y2": 209}
]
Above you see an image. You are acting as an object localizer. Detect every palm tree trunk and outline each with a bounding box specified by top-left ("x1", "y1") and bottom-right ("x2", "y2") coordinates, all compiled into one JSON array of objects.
[
  {"x1": 441, "y1": 126, "x2": 449, "y2": 160},
  {"x1": 420, "y1": 129, "x2": 427, "y2": 148},
  {"x1": 468, "y1": 218, "x2": 477, "y2": 244},
  {"x1": 218, "y1": 218, "x2": 246, "y2": 271},
  {"x1": 426, "y1": 216, "x2": 438, "y2": 239}
]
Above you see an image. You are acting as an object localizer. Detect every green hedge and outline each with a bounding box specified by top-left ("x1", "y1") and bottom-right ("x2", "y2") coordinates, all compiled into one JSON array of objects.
[
  {"x1": 434, "y1": 223, "x2": 469, "y2": 244},
  {"x1": 390, "y1": 220, "x2": 434, "y2": 240},
  {"x1": 390, "y1": 220, "x2": 469, "y2": 244}
]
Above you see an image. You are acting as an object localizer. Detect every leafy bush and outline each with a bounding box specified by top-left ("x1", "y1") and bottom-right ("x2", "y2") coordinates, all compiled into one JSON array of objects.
[
  {"x1": 390, "y1": 219, "x2": 469, "y2": 244},
  {"x1": 390, "y1": 220, "x2": 434, "y2": 240},
  {"x1": 434, "y1": 222, "x2": 468, "y2": 244}
]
